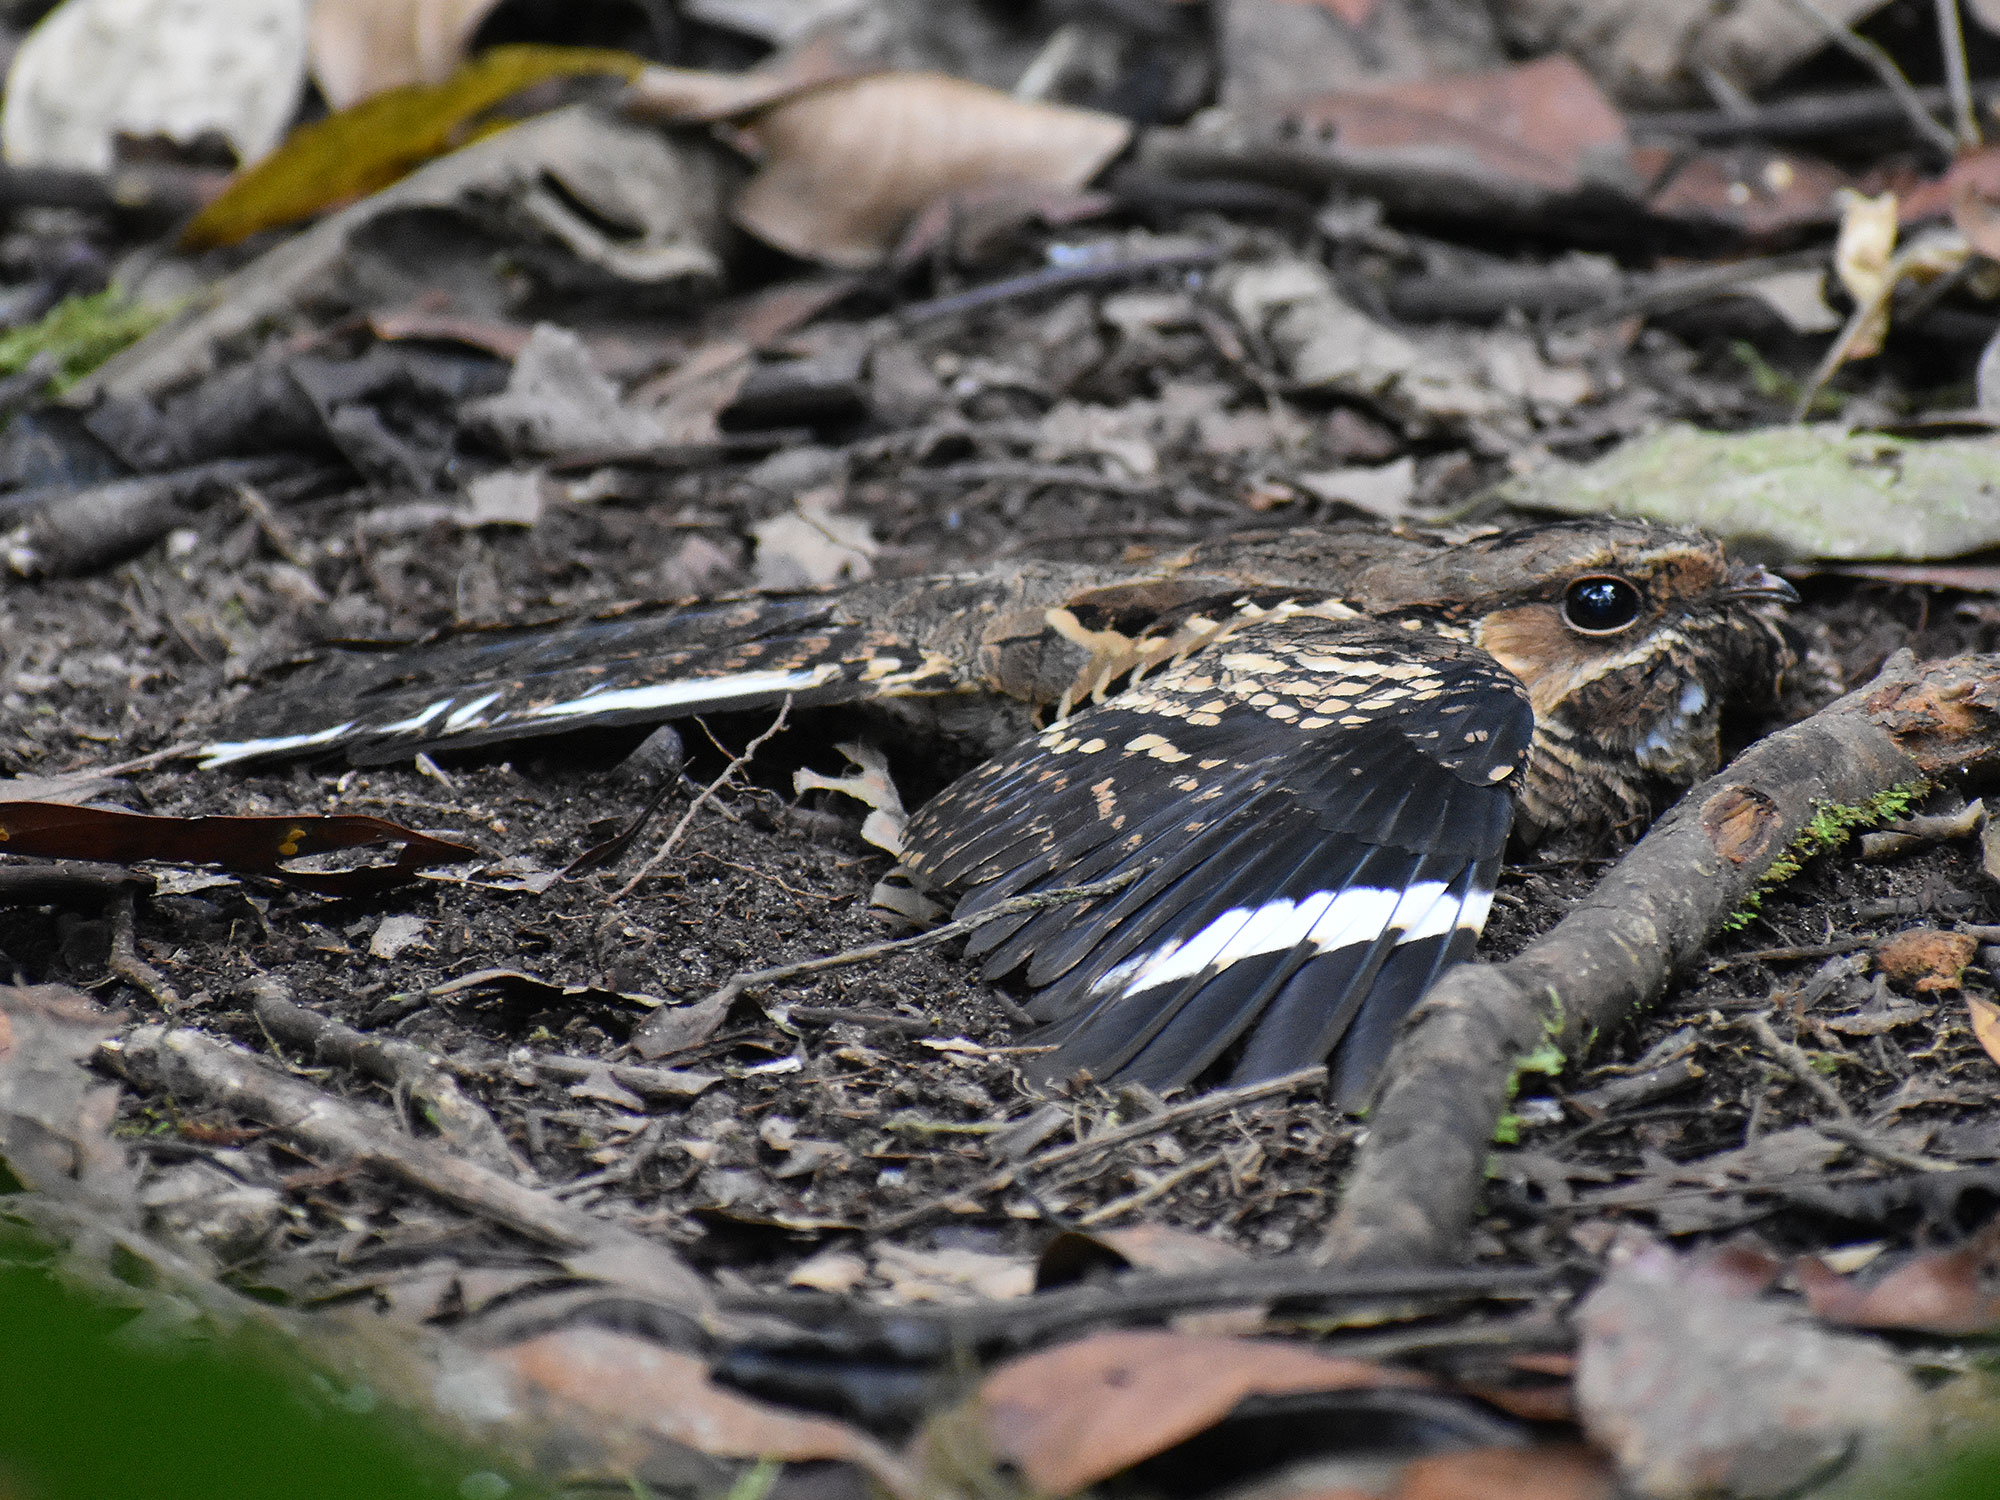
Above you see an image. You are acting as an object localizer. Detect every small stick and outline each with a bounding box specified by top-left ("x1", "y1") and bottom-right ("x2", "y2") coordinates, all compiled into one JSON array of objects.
[
  {"x1": 1741, "y1": 1010, "x2": 1852, "y2": 1119},
  {"x1": 899, "y1": 248, "x2": 1221, "y2": 324},
  {"x1": 107, "y1": 886, "x2": 181, "y2": 1010},
  {"x1": 1937, "y1": 0, "x2": 1983, "y2": 149},
  {"x1": 251, "y1": 981, "x2": 525, "y2": 1175},
  {"x1": 1076, "y1": 1150, "x2": 1226, "y2": 1227},
  {"x1": 612, "y1": 700, "x2": 791, "y2": 898},
  {"x1": 905, "y1": 461, "x2": 1166, "y2": 495},
  {"x1": 113, "y1": 1025, "x2": 597, "y2": 1249},
  {"x1": 1779, "y1": 0, "x2": 1958, "y2": 157}
]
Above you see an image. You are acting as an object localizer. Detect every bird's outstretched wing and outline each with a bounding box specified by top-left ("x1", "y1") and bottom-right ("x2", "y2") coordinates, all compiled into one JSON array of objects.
[
  {"x1": 901, "y1": 611, "x2": 1533, "y2": 1108},
  {"x1": 197, "y1": 590, "x2": 968, "y2": 768}
]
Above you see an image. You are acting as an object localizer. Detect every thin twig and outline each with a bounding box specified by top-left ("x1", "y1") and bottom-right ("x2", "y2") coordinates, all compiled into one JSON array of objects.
[
  {"x1": 1742, "y1": 1011, "x2": 1853, "y2": 1119},
  {"x1": 694, "y1": 867, "x2": 1143, "y2": 1011},
  {"x1": 871, "y1": 1065, "x2": 1326, "y2": 1233},
  {"x1": 612, "y1": 700, "x2": 791, "y2": 898},
  {"x1": 1790, "y1": 236, "x2": 1941, "y2": 421},
  {"x1": 1820, "y1": 1119, "x2": 1961, "y2": 1173},
  {"x1": 1937, "y1": 0, "x2": 1983, "y2": 149},
  {"x1": 906, "y1": 461, "x2": 1166, "y2": 495},
  {"x1": 899, "y1": 248, "x2": 1222, "y2": 324},
  {"x1": 1076, "y1": 1150, "x2": 1227, "y2": 1227},
  {"x1": 1779, "y1": 0, "x2": 1958, "y2": 157},
  {"x1": 107, "y1": 886, "x2": 181, "y2": 1010}
]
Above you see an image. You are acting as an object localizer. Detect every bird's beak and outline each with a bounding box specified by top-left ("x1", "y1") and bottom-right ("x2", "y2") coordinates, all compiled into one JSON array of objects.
[{"x1": 1722, "y1": 563, "x2": 1799, "y2": 606}]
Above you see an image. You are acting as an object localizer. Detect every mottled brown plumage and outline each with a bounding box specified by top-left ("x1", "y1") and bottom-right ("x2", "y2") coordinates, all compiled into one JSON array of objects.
[{"x1": 201, "y1": 517, "x2": 1808, "y2": 1104}]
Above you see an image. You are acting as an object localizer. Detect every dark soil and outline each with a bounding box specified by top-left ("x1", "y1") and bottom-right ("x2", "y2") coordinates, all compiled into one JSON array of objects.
[{"x1": 5, "y1": 246, "x2": 2000, "y2": 1427}]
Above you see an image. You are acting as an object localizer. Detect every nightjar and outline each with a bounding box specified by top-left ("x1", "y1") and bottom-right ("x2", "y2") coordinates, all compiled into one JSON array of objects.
[{"x1": 199, "y1": 518, "x2": 1807, "y2": 1106}]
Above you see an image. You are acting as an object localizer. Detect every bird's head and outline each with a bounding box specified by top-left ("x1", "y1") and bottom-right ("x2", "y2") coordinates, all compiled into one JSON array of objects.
[{"x1": 1366, "y1": 519, "x2": 1809, "y2": 837}]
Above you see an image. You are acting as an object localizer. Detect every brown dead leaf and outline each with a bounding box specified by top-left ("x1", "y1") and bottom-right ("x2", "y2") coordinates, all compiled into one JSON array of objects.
[
  {"x1": 629, "y1": 991, "x2": 732, "y2": 1061},
  {"x1": 1638, "y1": 146, "x2": 1852, "y2": 241},
  {"x1": 731, "y1": 72, "x2": 1131, "y2": 267},
  {"x1": 1037, "y1": 1224, "x2": 1251, "y2": 1287},
  {"x1": 1396, "y1": 1445, "x2": 1613, "y2": 1500},
  {"x1": 308, "y1": 0, "x2": 505, "y2": 109},
  {"x1": 978, "y1": 1330, "x2": 1431, "y2": 1494},
  {"x1": 499, "y1": 1326, "x2": 902, "y2": 1474},
  {"x1": 1798, "y1": 1222, "x2": 2000, "y2": 1335},
  {"x1": 874, "y1": 1243, "x2": 1035, "y2": 1304},
  {"x1": 1874, "y1": 927, "x2": 1977, "y2": 993}
]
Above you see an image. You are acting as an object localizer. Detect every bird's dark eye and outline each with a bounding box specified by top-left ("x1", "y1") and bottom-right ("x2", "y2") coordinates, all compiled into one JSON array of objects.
[{"x1": 1562, "y1": 575, "x2": 1643, "y2": 634}]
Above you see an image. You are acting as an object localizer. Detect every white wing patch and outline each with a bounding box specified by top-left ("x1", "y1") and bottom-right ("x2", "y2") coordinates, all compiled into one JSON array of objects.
[
  {"x1": 196, "y1": 721, "x2": 360, "y2": 769},
  {"x1": 522, "y1": 665, "x2": 841, "y2": 721},
  {"x1": 1090, "y1": 878, "x2": 1490, "y2": 1002}
]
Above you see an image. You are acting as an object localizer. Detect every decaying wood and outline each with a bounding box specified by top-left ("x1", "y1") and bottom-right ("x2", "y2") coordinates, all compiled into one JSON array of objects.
[
  {"x1": 249, "y1": 981, "x2": 525, "y2": 1176},
  {"x1": 1322, "y1": 651, "x2": 2000, "y2": 1267},
  {"x1": 108, "y1": 1023, "x2": 709, "y2": 1311}
]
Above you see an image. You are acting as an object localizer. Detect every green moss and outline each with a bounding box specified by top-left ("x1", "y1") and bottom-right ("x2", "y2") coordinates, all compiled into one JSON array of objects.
[
  {"x1": 0, "y1": 289, "x2": 171, "y2": 394},
  {"x1": 1496, "y1": 988, "x2": 1568, "y2": 1144},
  {"x1": 1724, "y1": 780, "x2": 1933, "y2": 931}
]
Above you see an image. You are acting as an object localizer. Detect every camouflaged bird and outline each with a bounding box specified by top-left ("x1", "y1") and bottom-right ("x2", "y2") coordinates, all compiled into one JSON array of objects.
[{"x1": 199, "y1": 518, "x2": 1807, "y2": 1107}]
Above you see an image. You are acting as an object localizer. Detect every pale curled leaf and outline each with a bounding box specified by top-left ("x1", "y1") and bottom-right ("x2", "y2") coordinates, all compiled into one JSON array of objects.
[
  {"x1": 793, "y1": 741, "x2": 906, "y2": 855},
  {"x1": 731, "y1": 72, "x2": 1131, "y2": 267},
  {"x1": 1967, "y1": 994, "x2": 2000, "y2": 1069},
  {"x1": 0, "y1": 984, "x2": 136, "y2": 1210},
  {"x1": 752, "y1": 488, "x2": 877, "y2": 591},
  {"x1": 308, "y1": 0, "x2": 504, "y2": 108},
  {"x1": 2, "y1": 0, "x2": 308, "y2": 171},
  {"x1": 1833, "y1": 188, "x2": 1898, "y2": 359}
]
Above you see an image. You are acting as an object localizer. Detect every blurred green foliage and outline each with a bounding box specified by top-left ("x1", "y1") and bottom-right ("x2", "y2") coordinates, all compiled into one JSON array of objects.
[
  {"x1": 0, "y1": 290, "x2": 168, "y2": 393},
  {"x1": 0, "y1": 1261, "x2": 534, "y2": 1500}
]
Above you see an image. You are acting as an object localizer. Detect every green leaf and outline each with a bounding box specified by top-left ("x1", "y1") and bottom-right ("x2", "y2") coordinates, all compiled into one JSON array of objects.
[
  {"x1": 0, "y1": 290, "x2": 171, "y2": 393},
  {"x1": 183, "y1": 44, "x2": 647, "y2": 250}
]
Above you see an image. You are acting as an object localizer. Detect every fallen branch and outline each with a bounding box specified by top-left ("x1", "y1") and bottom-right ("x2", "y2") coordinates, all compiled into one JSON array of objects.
[
  {"x1": 110, "y1": 1020, "x2": 710, "y2": 1328},
  {"x1": 1322, "y1": 651, "x2": 2000, "y2": 1267},
  {"x1": 249, "y1": 981, "x2": 525, "y2": 1176}
]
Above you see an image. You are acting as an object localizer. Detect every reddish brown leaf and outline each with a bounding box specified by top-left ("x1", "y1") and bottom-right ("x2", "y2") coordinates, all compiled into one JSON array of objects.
[
  {"x1": 1303, "y1": 0, "x2": 1381, "y2": 23},
  {"x1": 1277, "y1": 55, "x2": 1625, "y2": 196},
  {"x1": 978, "y1": 1329, "x2": 1431, "y2": 1494},
  {"x1": 1799, "y1": 1224, "x2": 2000, "y2": 1335},
  {"x1": 0, "y1": 801, "x2": 475, "y2": 895},
  {"x1": 1638, "y1": 146, "x2": 1851, "y2": 240}
]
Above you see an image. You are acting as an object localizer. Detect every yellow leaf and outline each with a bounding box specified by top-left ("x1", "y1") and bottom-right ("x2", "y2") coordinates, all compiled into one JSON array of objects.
[
  {"x1": 182, "y1": 44, "x2": 645, "y2": 250},
  {"x1": 1966, "y1": 993, "x2": 2000, "y2": 1069}
]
